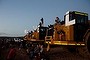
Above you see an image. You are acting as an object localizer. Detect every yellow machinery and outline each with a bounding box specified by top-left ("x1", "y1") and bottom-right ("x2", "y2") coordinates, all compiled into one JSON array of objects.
[
  {"x1": 24, "y1": 11, "x2": 90, "y2": 57},
  {"x1": 45, "y1": 11, "x2": 89, "y2": 45},
  {"x1": 24, "y1": 18, "x2": 47, "y2": 43},
  {"x1": 24, "y1": 30, "x2": 39, "y2": 41},
  {"x1": 45, "y1": 11, "x2": 90, "y2": 57}
]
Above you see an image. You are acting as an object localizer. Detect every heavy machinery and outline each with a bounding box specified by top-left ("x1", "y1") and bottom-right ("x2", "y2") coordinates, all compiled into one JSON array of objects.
[
  {"x1": 45, "y1": 11, "x2": 90, "y2": 57},
  {"x1": 24, "y1": 11, "x2": 90, "y2": 57},
  {"x1": 45, "y1": 11, "x2": 89, "y2": 45},
  {"x1": 24, "y1": 18, "x2": 47, "y2": 44}
]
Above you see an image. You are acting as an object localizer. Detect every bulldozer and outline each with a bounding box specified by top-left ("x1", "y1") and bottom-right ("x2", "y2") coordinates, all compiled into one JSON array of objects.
[{"x1": 45, "y1": 11, "x2": 90, "y2": 57}]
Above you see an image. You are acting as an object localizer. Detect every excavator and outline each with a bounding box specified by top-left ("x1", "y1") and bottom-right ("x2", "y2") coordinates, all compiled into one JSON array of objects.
[{"x1": 24, "y1": 11, "x2": 90, "y2": 57}]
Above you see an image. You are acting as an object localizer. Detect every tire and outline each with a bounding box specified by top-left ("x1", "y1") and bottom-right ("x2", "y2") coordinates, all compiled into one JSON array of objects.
[{"x1": 78, "y1": 32, "x2": 90, "y2": 58}]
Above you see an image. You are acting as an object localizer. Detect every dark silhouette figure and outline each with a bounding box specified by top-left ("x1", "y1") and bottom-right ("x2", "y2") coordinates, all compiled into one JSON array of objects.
[{"x1": 7, "y1": 46, "x2": 16, "y2": 60}]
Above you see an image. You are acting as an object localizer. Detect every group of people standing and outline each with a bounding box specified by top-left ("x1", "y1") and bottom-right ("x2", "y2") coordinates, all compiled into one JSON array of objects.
[
  {"x1": 0, "y1": 39, "x2": 49, "y2": 60},
  {"x1": 26, "y1": 43, "x2": 45, "y2": 60}
]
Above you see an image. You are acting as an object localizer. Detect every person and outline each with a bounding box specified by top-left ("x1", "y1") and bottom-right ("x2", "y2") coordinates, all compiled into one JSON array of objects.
[
  {"x1": 7, "y1": 45, "x2": 16, "y2": 60},
  {"x1": 34, "y1": 45, "x2": 39, "y2": 56},
  {"x1": 55, "y1": 17, "x2": 61, "y2": 25},
  {"x1": 26, "y1": 48, "x2": 29, "y2": 55},
  {"x1": 29, "y1": 44, "x2": 34, "y2": 60},
  {"x1": 19, "y1": 43, "x2": 23, "y2": 50},
  {"x1": 34, "y1": 44, "x2": 41, "y2": 60},
  {"x1": 40, "y1": 45, "x2": 44, "y2": 60}
]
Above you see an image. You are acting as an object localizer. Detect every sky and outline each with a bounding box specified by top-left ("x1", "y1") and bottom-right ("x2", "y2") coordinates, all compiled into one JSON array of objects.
[{"x1": 0, "y1": 0, "x2": 90, "y2": 36}]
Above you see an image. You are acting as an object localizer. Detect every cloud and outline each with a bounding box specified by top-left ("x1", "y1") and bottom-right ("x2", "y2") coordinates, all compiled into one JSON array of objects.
[
  {"x1": 0, "y1": 32, "x2": 10, "y2": 37},
  {"x1": 0, "y1": 32, "x2": 8, "y2": 35}
]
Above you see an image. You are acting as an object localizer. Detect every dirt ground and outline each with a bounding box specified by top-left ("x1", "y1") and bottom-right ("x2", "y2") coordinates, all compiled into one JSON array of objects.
[
  {"x1": 49, "y1": 47, "x2": 89, "y2": 60},
  {"x1": 0, "y1": 47, "x2": 90, "y2": 60}
]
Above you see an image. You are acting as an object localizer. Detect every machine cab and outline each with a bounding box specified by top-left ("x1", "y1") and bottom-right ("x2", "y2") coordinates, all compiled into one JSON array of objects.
[
  {"x1": 65, "y1": 11, "x2": 88, "y2": 26},
  {"x1": 65, "y1": 11, "x2": 88, "y2": 42}
]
